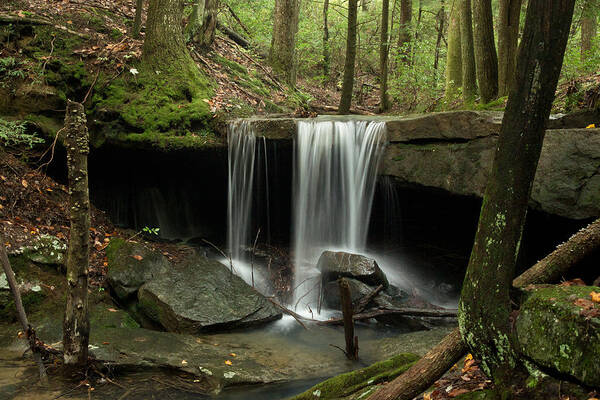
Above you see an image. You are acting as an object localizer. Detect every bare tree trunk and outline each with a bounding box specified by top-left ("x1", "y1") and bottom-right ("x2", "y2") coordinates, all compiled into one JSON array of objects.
[
  {"x1": 339, "y1": 278, "x2": 358, "y2": 359},
  {"x1": 270, "y1": 0, "x2": 300, "y2": 86},
  {"x1": 473, "y1": 0, "x2": 498, "y2": 103},
  {"x1": 445, "y1": 0, "x2": 462, "y2": 100},
  {"x1": 581, "y1": 0, "x2": 598, "y2": 60},
  {"x1": 133, "y1": 0, "x2": 144, "y2": 38},
  {"x1": 433, "y1": 1, "x2": 446, "y2": 74},
  {"x1": 460, "y1": 0, "x2": 477, "y2": 102},
  {"x1": 338, "y1": 0, "x2": 358, "y2": 114},
  {"x1": 323, "y1": 0, "x2": 330, "y2": 79},
  {"x1": 198, "y1": 0, "x2": 218, "y2": 48},
  {"x1": 0, "y1": 238, "x2": 48, "y2": 384},
  {"x1": 62, "y1": 100, "x2": 91, "y2": 369},
  {"x1": 497, "y1": 0, "x2": 522, "y2": 97},
  {"x1": 379, "y1": 0, "x2": 391, "y2": 112},
  {"x1": 398, "y1": 0, "x2": 412, "y2": 63},
  {"x1": 459, "y1": 0, "x2": 576, "y2": 385}
]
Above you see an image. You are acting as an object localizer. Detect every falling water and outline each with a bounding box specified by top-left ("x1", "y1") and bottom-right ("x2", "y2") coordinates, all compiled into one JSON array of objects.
[{"x1": 292, "y1": 120, "x2": 387, "y2": 312}]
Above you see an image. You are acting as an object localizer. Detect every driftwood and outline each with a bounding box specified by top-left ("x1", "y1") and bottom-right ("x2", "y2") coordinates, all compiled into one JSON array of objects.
[
  {"x1": 355, "y1": 284, "x2": 383, "y2": 313},
  {"x1": 367, "y1": 218, "x2": 600, "y2": 400},
  {"x1": 0, "y1": 238, "x2": 48, "y2": 385},
  {"x1": 319, "y1": 307, "x2": 458, "y2": 326},
  {"x1": 0, "y1": 13, "x2": 89, "y2": 39},
  {"x1": 339, "y1": 278, "x2": 358, "y2": 359}
]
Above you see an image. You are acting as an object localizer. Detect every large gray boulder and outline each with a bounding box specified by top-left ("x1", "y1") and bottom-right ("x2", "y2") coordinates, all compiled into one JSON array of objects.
[
  {"x1": 318, "y1": 251, "x2": 389, "y2": 288},
  {"x1": 515, "y1": 285, "x2": 600, "y2": 388},
  {"x1": 137, "y1": 257, "x2": 282, "y2": 333},
  {"x1": 106, "y1": 238, "x2": 170, "y2": 301}
]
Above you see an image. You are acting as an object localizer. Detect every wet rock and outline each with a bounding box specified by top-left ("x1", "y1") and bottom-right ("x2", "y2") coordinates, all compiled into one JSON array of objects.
[
  {"x1": 106, "y1": 238, "x2": 170, "y2": 301},
  {"x1": 318, "y1": 251, "x2": 389, "y2": 288},
  {"x1": 137, "y1": 257, "x2": 282, "y2": 333},
  {"x1": 515, "y1": 286, "x2": 600, "y2": 388},
  {"x1": 19, "y1": 234, "x2": 66, "y2": 266},
  {"x1": 322, "y1": 278, "x2": 374, "y2": 309}
]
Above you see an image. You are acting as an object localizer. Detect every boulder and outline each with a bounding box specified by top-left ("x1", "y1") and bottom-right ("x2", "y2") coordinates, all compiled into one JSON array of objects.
[
  {"x1": 106, "y1": 238, "x2": 170, "y2": 301},
  {"x1": 318, "y1": 251, "x2": 389, "y2": 288},
  {"x1": 322, "y1": 278, "x2": 374, "y2": 309},
  {"x1": 515, "y1": 286, "x2": 600, "y2": 388},
  {"x1": 20, "y1": 234, "x2": 66, "y2": 266},
  {"x1": 137, "y1": 257, "x2": 282, "y2": 333}
]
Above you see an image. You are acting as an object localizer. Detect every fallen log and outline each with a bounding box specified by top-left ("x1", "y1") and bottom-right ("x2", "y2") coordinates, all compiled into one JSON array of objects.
[
  {"x1": 368, "y1": 217, "x2": 600, "y2": 400},
  {"x1": 318, "y1": 307, "x2": 458, "y2": 326},
  {"x1": 216, "y1": 20, "x2": 251, "y2": 49}
]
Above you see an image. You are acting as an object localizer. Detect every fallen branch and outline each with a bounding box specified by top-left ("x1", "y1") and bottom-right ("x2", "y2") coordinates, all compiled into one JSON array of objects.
[
  {"x1": 0, "y1": 13, "x2": 90, "y2": 39},
  {"x1": 216, "y1": 20, "x2": 251, "y2": 49},
  {"x1": 310, "y1": 103, "x2": 376, "y2": 116},
  {"x1": 225, "y1": 4, "x2": 252, "y2": 37},
  {"x1": 368, "y1": 218, "x2": 600, "y2": 400},
  {"x1": 318, "y1": 307, "x2": 457, "y2": 326},
  {"x1": 267, "y1": 298, "x2": 310, "y2": 329},
  {"x1": 355, "y1": 284, "x2": 383, "y2": 313}
]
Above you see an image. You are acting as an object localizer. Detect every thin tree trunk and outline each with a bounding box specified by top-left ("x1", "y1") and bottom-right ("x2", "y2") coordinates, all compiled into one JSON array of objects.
[
  {"x1": 459, "y1": 0, "x2": 477, "y2": 102},
  {"x1": 0, "y1": 238, "x2": 48, "y2": 384},
  {"x1": 445, "y1": 0, "x2": 462, "y2": 100},
  {"x1": 198, "y1": 0, "x2": 218, "y2": 48},
  {"x1": 380, "y1": 0, "x2": 391, "y2": 112},
  {"x1": 362, "y1": 0, "x2": 368, "y2": 11},
  {"x1": 270, "y1": 0, "x2": 300, "y2": 86},
  {"x1": 473, "y1": 0, "x2": 498, "y2": 103},
  {"x1": 497, "y1": 0, "x2": 522, "y2": 97},
  {"x1": 339, "y1": 278, "x2": 358, "y2": 360},
  {"x1": 185, "y1": 0, "x2": 204, "y2": 42},
  {"x1": 369, "y1": 213, "x2": 593, "y2": 400},
  {"x1": 133, "y1": 0, "x2": 144, "y2": 38},
  {"x1": 338, "y1": 0, "x2": 358, "y2": 114},
  {"x1": 62, "y1": 100, "x2": 91, "y2": 369},
  {"x1": 398, "y1": 0, "x2": 412, "y2": 63},
  {"x1": 433, "y1": 1, "x2": 446, "y2": 74},
  {"x1": 459, "y1": 0, "x2": 576, "y2": 385},
  {"x1": 581, "y1": 0, "x2": 598, "y2": 60},
  {"x1": 323, "y1": 0, "x2": 330, "y2": 79}
]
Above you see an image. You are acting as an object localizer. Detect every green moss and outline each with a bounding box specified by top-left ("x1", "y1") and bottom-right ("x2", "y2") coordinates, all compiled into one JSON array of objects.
[
  {"x1": 106, "y1": 237, "x2": 126, "y2": 265},
  {"x1": 289, "y1": 353, "x2": 419, "y2": 400},
  {"x1": 475, "y1": 97, "x2": 507, "y2": 111},
  {"x1": 454, "y1": 390, "x2": 497, "y2": 400},
  {"x1": 0, "y1": 290, "x2": 45, "y2": 322},
  {"x1": 215, "y1": 55, "x2": 248, "y2": 76}
]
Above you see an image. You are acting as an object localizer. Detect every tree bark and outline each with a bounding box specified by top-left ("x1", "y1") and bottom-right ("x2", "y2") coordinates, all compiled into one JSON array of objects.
[
  {"x1": 497, "y1": 0, "x2": 522, "y2": 97},
  {"x1": 445, "y1": 0, "x2": 462, "y2": 100},
  {"x1": 398, "y1": 0, "x2": 412, "y2": 63},
  {"x1": 339, "y1": 278, "x2": 358, "y2": 360},
  {"x1": 270, "y1": 0, "x2": 300, "y2": 86},
  {"x1": 198, "y1": 0, "x2": 218, "y2": 48},
  {"x1": 133, "y1": 0, "x2": 144, "y2": 38},
  {"x1": 581, "y1": 0, "x2": 598, "y2": 60},
  {"x1": 323, "y1": 0, "x2": 330, "y2": 79},
  {"x1": 473, "y1": 0, "x2": 498, "y2": 103},
  {"x1": 459, "y1": 0, "x2": 576, "y2": 385},
  {"x1": 62, "y1": 100, "x2": 91, "y2": 369},
  {"x1": 379, "y1": 0, "x2": 391, "y2": 112},
  {"x1": 338, "y1": 0, "x2": 358, "y2": 114},
  {"x1": 433, "y1": 1, "x2": 446, "y2": 74},
  {"x1": 185, "y1": 0, "x2": 204, "y2": 42},
  {"x1": 459, "y1": 0, "x2": 477, "y2": 102}
]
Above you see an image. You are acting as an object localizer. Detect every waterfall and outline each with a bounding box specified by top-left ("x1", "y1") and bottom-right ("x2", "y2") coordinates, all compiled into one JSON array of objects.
[{"x1": 292, "y1": 120, "x2": 387, "y2": 312}]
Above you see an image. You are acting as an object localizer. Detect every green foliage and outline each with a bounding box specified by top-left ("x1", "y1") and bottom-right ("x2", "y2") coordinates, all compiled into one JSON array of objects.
[
  {"x1": 0, "y1": 56, "x2": 26, "y2": 87},
  {"x1": 143, "y1": 226, "x2": 160, "y2": 235},
  {"x1": 0, "y1": 118, "x2": 44, "y2": 148}
]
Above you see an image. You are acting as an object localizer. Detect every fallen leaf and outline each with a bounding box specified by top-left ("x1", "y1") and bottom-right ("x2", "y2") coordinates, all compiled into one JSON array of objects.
[
  {"x1": 590, "y1": 292, "x2": 600, "y2": 303},
  {"x1": 181, "y1": 360, "x2": 188, "y2": 366},
  {"x1": 224, "y1": 360, "x2": 232, "y2": 366},
  {"x1": 586, "y1": 124, "x2": 596, "y2": 129},
  {"x1": 448, "y1": 388, "x2": 470, "y2": 397},
  {"x1": 574, "y1": 298, "x2": 596, "y2": 310},
  {"x1": 107, "y1": 308, "x2": 118, "y2": 312},
  {"x1": 229, "y1": 352, "x2": 237, "y2": 357},
  {"x1": 21, "y1": 179, "x2": 28, "y2": 188},
  {"x1": 132, "y1": 254, "x2": 143, "y2": 261}
]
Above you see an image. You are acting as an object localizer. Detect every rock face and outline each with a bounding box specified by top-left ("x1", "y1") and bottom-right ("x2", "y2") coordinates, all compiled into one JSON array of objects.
[
  {"x1": 137, "y1": 257, "x2": 282, "y2": 333},
  {"x1": 106, "y1": 238, "x2": 170, "y2": 301},
  {"x1": 318, "y1": 251, "x2": 389, "y2": 288},
  {"x1": 20, "y1": 234, "x2": 66, "y2": 266},
  {"x1": 515, "y1": 286, "x2": 600, "y2": 388}
]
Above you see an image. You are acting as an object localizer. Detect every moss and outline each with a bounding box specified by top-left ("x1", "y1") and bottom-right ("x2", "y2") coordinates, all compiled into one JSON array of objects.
[
  {"x1": 0, "y1": 290, "x2": 45, "y2": 322},
  {"x1": 214, "y1": 55, "x2": 248, "y2": 76},
  {"x1": 289, "y1": 353, "x2": 419, "y2": 400},
  {"x1": 106, "y1": 237, "x2": 126, "y2": 265},
  {"x1": 475, "y1": 97, "x2": 507, "y2": 111},
  {"x1": 454, "y1": 390, "x2": 497, "y2": 400}
]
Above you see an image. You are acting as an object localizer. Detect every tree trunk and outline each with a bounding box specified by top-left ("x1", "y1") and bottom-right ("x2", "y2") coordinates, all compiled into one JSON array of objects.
[
  {"x1": 459, "y1": 0, "x2": 576, "y2": 385},
  {"x1": 398, "y1": 0, "x2": 412, "y2": 63},
  {"x1": 581, "y1": 0, "x2": 598, "y2": 60},
  {"x1": 62, "y1": 100, "x2": 91, "y2": 369},
  {"x1": 185, "y1": 0, "x2": 204, "y2": 42},
  {"x1": 362, "y1": 0, "x2": 369, "y2": 11},
  {"x1": 473, "y1": 0, "x2": 498, "y2": 103},
  {"x1": 270, "y1": 0, "x2": 300, "y2": 86},
  {"x1": 338, "y1": 0, "x2": 358, "y2": 114},
  {"x1": 133, "y1": 0, "x2": 144, "y2": 38},
  {"x1": 445, "y1": 1, "x2": 462, "y2": 100},
  {"x1": 497, "y1": 0, "x2": 522, "y2": 97},
  {"x1": 379, "y1": 0, "x2": 391, "y2": 112},
  {"x1": 198, "y1": 0, "x2": 218, "y2": 48},
  {"x1": 323, "y1": 0, "x2": 330, "y2": 79},
  {"x1": 459, "y1": 0, "x2": 477, "y2": 102},
  {"x1": 339, "y1": 278, "x2": 358, "y2": 360},
  {"x1": 433, "y1": 1, "x2": 446, "y2": 73}
]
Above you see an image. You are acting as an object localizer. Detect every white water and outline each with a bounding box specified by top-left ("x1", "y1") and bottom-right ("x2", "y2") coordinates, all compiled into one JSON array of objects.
[{"x1": 292, "y1": 120, "x2": 387, "y2": 313}]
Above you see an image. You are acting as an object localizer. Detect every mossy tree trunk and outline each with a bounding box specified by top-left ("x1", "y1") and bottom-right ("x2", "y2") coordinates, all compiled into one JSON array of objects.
[
  {"x1": 445, "y1": 1, "x2": 462, "y2": 101},
  {"x1": 398, "y1": 0, "x2": 412, "y2": 63},
  {"x1": 581, "y1": 0, "x2": 598, "y2": 60},
  {"x1": 458, "y1": 0, "x2": 576, "y2": 387},
  {"x1": 62, "y1": 100, "x2": 91, "y2": 369},
  {"x1": 379, "y1": 0, "x2": 391, "y2": 112},
  {"x1": 497, "y1": 0, "x2": 522, "y2": 97},
  {"x1": 460, "y1": 0, "x2": 477, "y2": 102},
  {"x1": 338, "y1": 0, "x2": 358, "y2": 114},
  {"x1": 473, "y1": 0, "x2": 498, "y2": 103},
  {"x1": 323, "y1": 0, "x2": 330, "y2": 79},
  {"x1": 133, "y1": 0, "x2": 144, "y2": 38},
  {"x1": 197, "y1": 0, "x2": 218, "y2": 48},
  {"x1": 185, "y1": 0, "x2": 204, "y2": 42},
  {"x1": 270, "y1": 0, "x2": 300, "y2": 86}
]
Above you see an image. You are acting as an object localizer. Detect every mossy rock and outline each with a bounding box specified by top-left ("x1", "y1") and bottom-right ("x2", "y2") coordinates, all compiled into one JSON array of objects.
[
  {"x1": 20, "y1": 234, "x2": 67, "y2": 266},
  {"x1": 289, "y1": 353, "x2": 419, "y2": 400},
  {"x1": 515, "y1": 285, "x2": 600, "y2": 388},
  {"x1": 106, "y1": 238, "x2": 170, "y2": 301}
]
